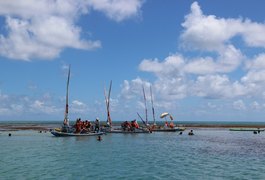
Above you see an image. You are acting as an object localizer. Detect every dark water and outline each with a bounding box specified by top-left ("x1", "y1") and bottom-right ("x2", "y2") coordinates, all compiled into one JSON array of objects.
[{"x1": 1, "y1": 129, "x2": 265, "y2": 179}]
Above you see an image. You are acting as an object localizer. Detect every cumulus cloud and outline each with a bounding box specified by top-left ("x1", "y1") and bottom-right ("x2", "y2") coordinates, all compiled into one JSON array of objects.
[
  {"x1": 140, "y1": 46, "x2": 243, "y2": 76},
  {"x1": 0, "y1": 90, "x2": 64, "y2": 118},
  {"x1": 120, "y1": 77, "x2": 151, "y2": 100},
  {"x1": 180, "y1": 1, "x2": 265, "y2": 51},
  {"x1": 233, "y1": 100, "x2": 246, "y2": 110},
  {"x1": 193, "y1": 75, "x2": 247, "y2": 98},
  {"x1": 71, "y1": 100, "x2": 89, "y2": 114},
  {"x1": 0, "y1": 89, "x2": 94, "y2": 119},
  {"x1": 245, "y1": 53, "x2": 265, "y2": 70},
  {"x1": 251, "y1": 101, "x2": 260, "y2": 110},
  {"x1": 136, "y1": 1, "x2": 265, "y2": 102},
  {"x1": 0, "y1": 0, "x2": 143, "y2": 61},
  {"x1": 88, "y1": 0, "x2": 144, "y2": 22},
  {"x1": 30, "y1": 100, "x2": 60, "y2": 114}
]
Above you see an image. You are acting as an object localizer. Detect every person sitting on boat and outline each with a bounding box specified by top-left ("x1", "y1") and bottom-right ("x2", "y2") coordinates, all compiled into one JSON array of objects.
[
  {"x1": 169, "y1": 122, "x2": 174, "y2": 129},
  {"x1": 121, "y1": 121, "x2": 127, "y2": 131},
  {"x1": 164, "y1": 121, "x2": 168, "y2": 129},
  {"x1": 134, "y1": 121, "x2": 139, "y2": 129},
  {"x1": 130, "y1": 120, "x2": 136, "y2": 131},
  {"x1": 85, "y1": 120, "x2": 92, "y2": 131},
  {"x1": 131, "y1": 120, "x2": 139, "y2": 130},
  {"x1": 94, "y1": 118, "x2": 100, "y2": 132},
  {"x1": 126, "y1": 121, "x2": 131, "y2": 131},
  {"x1": 121, "y1": 121, "x2": 131, "y2": 131},
  {"x1": 74, "y1": 118, "x2": 82, "y2": 133},
  {"x1": 80, "y1": 121, "x2": 89, "y2": 134}
]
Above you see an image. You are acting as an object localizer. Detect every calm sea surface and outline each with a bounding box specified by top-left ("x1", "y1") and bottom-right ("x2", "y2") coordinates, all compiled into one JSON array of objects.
[{"x1": 1, "y1": 128, "x2": 265, "y2": 179}]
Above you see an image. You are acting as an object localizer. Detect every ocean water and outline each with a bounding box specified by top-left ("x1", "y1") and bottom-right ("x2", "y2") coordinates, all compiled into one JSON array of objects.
[{"x1": 1, "y1": 129, "x2": 265, "y2": 179}]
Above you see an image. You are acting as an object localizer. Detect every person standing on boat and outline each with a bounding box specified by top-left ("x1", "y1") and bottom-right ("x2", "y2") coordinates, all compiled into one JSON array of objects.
[
  {"x1": 62, "y1": 118, "x2": 70, "y2": 132},
  {"x1": 94, "y1": 118, "x2": 100, "y2": 132},
  {"x1": 63, "y1": 118, "x2": 69, "y2": 126}
]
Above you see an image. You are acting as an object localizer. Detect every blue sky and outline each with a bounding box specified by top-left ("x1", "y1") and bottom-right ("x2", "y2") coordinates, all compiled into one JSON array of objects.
[{"x1": 1, "y1": 0, "x2": 265, "y2": 122}]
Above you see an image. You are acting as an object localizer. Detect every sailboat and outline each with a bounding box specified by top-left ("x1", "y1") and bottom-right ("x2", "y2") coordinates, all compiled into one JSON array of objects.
[
  {"x1": 102, "y1": 81, "x2": 151, "y2": 134},
  {"x1": 50, "y1": 66, "x2": 104, "y2": 137},
  {"x1": 148, "y1": 86, "x2": 185, "y2": 132}
]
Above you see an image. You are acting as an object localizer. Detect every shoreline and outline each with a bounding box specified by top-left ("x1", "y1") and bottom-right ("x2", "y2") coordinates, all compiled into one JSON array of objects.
[{"x1": 1, "y1": 123, "x2": 265, "y2": 131}]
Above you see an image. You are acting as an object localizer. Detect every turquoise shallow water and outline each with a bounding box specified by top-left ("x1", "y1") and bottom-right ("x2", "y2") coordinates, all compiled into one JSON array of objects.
[{"x1": 1, "y1": 129, "x2": 265, "y2": 179}]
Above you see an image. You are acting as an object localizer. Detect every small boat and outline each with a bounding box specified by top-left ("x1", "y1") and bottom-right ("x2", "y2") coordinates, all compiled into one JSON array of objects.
[
  {"x1": 103, "y1": 81, "x2": 151, "y2": 134},
  {"x1": 149, "y1": 86, "x2": 185, "y2": 133},
  {"x1": 51, "y1": 66, "x2": 104, "y2": 137},
  {"x1": 51, "y1": 130, "x2": 104, "y2": 137},
  {"x1": 229, "y1": 128, "x2": 264, "y2": 131},
  {"x1": 152, "y1": 126, "x2": 186, "y2": 132},
  {"x1": 104, "y1": 127, "x2": 151, "y2": 134}
]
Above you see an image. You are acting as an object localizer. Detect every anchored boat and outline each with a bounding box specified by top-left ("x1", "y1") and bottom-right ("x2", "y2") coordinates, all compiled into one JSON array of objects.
[
  {"x1": 147, "y1": 86, "x2": 185, "y2": 132},
  {"x1": 50, "y1": 66, "x2": 104, "y2": 137},
  {"x1": 229, "y1": 128, "x2": 264, "y2": 131},
  {"x1": 102, "y1": 81, "x2": 151, "y2": 134}
]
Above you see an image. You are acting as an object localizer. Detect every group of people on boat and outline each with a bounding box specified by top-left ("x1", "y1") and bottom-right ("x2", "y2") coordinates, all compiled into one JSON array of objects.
[
  {"x1": 163, "y1": 121, "x2": 175, "y2": 129},
  {"x1": 121, "y1": 120, "x2": 140, "y2": 131},
  {"x1": 61, "y1": 117, "x2": 100, "y2": 133}
]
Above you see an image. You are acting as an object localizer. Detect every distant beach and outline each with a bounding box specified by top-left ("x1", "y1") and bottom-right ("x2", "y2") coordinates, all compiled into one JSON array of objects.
[{"x1": 1, "y1": 121, "x2": 265, "y2": 131}]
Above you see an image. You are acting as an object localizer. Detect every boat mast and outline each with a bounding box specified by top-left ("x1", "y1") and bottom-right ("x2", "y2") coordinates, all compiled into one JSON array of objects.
[
  {"x1": 104, "y1": 81, "x2": 112, "y2": 127},
  {"x1": 142, "y1": 85, "x2": 148, "y2": 125},
  {"x1": 150, "y1": 85, "x2": 156, "y2": 125},
  {"x1": 64, "y1": 65, "x2": 71, "y2": 122}
]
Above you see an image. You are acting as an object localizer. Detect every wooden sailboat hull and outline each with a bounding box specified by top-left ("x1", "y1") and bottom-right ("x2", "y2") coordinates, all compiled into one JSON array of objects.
[
  {"x1": 107, "y1": 130, "x2": 151, "y2": 134},
  {"x1": 103, "y1": 127, "x2": 151, "y2": 134},
  {"x1": 51, "y1": 130, "x2": 104, "y2": 137},
  {"x1": 229, "y1": 128, "x2": 264, "y2": 131},
  {"x1": 152, "y1": 127, "x2": 186, "y2": 132}
]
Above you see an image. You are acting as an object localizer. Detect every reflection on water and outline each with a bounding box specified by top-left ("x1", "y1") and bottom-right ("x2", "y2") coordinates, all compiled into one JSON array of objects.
[{"x1": 1, "y1": 129, "x2": 265, "y2": 179}]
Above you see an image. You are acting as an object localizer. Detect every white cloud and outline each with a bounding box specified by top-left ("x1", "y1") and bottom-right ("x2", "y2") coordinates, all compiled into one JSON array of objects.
[
  {"x1": 245, "y1": 53, "x2": 265, "y2": 70},
  {"x1": 71, "y1": 100, "x2": 89, "y2": 114},
  {"x1": 241, "y1": 20, "x2": 265, "y2": 48},
  {"x1": 0, "y1": 91, "x2": 62, "y2": 117},
  {"x1": 180, "y1": 1, "x2": 241, "y2": 52},
  {"x1": 120, "y1": 77, "x2": 187, "y2": 111},
  {"x1": 136, "y1": 1, "x2": 265, "y2": 101},
  {"x1": 30, "y1": 100, "x2": 60, "y2": 114},
  {"x1": 193, "y1": 75, "x2": 247, "y2": 98},
  {"x1": 251, "y1": 101, "x2": 260, "y2": 110},
  {"x1": 140, "y1": 46, "x2": 243, "y2": 76},
  {"x1": 120, "y1": 77, "x2": 151, "y2": 100},
  {"x1": 0, "y1": 1, "x2": 100, "y2": 60},
  {"x1": 88, "y1": 0, "x2": 143, "y2": 22},
  {"x1": 139, "y1": 54, "x2": 185, "y2": 76},
  {"x1": 0, "y1": 0, "x2": 144, "y2": 61},
  {"x1": 233, "y1": 100, "x2": 246, "y2": 110},
  {"x1": 181, "y1": 1, "x2": 265, "y2": 52},
  {"x1": 241, "y1": 70, "x2": 265, "y2": 86}
]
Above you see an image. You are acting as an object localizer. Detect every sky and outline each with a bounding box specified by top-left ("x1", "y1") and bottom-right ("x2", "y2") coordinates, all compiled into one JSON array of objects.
[{"x1": 1, "y1": 0, "x2": 265, "y2": 122}]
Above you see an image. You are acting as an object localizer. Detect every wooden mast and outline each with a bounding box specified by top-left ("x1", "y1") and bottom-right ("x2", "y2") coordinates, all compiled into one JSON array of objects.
[
  {"x1": 142, "y1": 85, "x2": 148, "y2": 125},
  {"x1": 104, "y1": 81, "x2": 112, "y2": 127},
  {"x1": 150, "y1": 85, "x2": 156, "y2": 125},
  {"x1": 64, "y1": 65, "x2": 70, "y2": 122}
]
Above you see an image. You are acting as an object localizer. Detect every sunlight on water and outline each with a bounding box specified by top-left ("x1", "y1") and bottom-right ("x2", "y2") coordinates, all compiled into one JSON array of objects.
[{"x1": 1, "y1": 129, "x2": 265, "y2": 179}]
